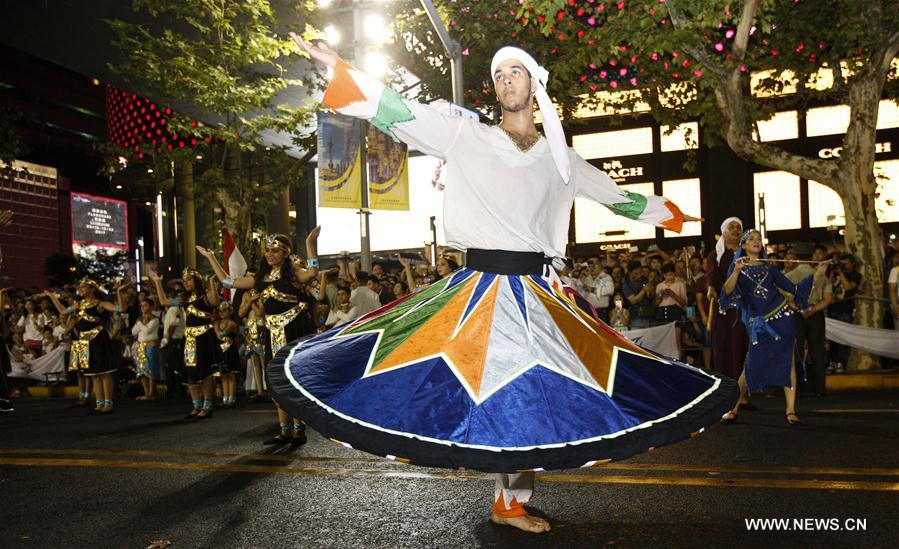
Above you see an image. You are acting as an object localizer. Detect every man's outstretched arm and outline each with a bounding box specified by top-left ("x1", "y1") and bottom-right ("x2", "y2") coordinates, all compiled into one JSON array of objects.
[
  {"x1": 292, "y1": 34, "x2": 465, "y2": 160},
  {"x1": 571, "y1": 152, "x2": 700, "y2": 233}
]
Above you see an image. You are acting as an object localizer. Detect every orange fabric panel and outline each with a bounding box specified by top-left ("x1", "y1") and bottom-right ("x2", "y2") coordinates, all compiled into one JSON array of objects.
[
  {"x1": 660, "y1": 199, "x2": 685, "y2": 233},
  {"x1": 370, "y1": 275, "x2": 499, "y2": 396},
  {"x1": 493, "y1": 494, "x2": 528, "y2": 517},
  {"x1": 322, "y1": 60, "x2": 368, "y2": 110}
]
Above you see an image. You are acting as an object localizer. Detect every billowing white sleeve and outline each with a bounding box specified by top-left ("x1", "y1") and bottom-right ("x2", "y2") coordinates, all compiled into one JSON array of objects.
[
  {"x1": 322, "y1": 60, "x2": 466, "y2": 160},
  {"x1": 571, "y1": 152, "x2": 685, "y2": 233}
]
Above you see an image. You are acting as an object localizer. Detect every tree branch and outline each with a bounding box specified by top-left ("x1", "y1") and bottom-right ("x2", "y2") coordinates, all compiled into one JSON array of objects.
[
  {"x1": 882, "y1": 30, "x2": 899, "y2": 72},
  {"x1": 712, "y1": 0, "x2": 841, "y2": 189},
  {"x1": 664, "y1": 0, "x2": 726, "y2": 77},
  {"x1": 828, "y1": 54, "x2": 848, "y2": 98},
  {"x1": 731, "y1": 0, "x2": 758, "y2": 64}
]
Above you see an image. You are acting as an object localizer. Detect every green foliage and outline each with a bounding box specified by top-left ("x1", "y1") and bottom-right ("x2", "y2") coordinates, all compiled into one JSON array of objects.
[
  {"x1": 388, "y1": 1, "x2": 897, "y2": 137},
  {"x1": 0, "y1": 104, "x2": 29, "y2": 167},
  {"x1": 74, "y1": 248, "x2": 128, "y2": 289},
  {"x1": 105, "y1": 0, "x2": 323, "y2": 252}
]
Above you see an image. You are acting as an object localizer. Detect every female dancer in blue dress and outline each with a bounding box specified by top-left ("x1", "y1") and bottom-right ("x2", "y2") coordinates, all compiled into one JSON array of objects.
[{"x1": 719, "y1": 230, "x2": 828, "y2": 426}]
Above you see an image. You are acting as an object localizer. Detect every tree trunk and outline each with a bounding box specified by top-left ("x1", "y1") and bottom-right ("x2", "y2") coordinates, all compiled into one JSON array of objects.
[
  {"x1": 837, "y1": 75, "x2": 886, "y2": 371},
  {"x1": 175, "y1": 159, "x2": 197, "y2": 269}
]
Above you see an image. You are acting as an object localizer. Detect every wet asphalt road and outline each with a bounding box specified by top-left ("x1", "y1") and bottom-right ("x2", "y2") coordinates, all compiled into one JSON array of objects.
[{"x1": 0, "y1": 391, "x2": 897, "y2": 548}]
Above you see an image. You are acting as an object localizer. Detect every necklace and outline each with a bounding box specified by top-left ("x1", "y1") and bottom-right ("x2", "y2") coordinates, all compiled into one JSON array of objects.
[{"x1": 499, "y1": 126, "x2": 540, "y2": 153}]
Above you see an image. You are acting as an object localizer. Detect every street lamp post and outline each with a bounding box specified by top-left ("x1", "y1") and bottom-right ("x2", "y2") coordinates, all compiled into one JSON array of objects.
[
  {"x1": 419, "y1": 0, "x2": 464, "y2": 104},
  {"x1": 318, "y1": 0, "x2": 463, "y2": 272},
  {"x1": 353, "y1": 0, "x2": 373, "y2": 273}
]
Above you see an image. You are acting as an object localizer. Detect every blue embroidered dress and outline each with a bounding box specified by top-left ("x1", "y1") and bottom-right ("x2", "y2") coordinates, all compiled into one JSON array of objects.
[{"x1": 720, "y1": 262, "x2": 814, "y2": 392}]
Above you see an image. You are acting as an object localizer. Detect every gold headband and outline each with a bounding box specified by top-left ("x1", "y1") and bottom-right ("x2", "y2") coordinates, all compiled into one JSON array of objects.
[
  {"x1": 265, "y1": 234, "x2": 292, "y2": 254},
  {"x1": 79, "y1": 278, "x2": 101, "y2": 289},
  {"x1": 182, "y1": 268, "x2": 203, "y2": 280}
]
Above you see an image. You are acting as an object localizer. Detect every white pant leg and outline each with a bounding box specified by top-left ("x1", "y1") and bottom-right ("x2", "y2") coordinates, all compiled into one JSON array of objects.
[{"x1": 493, "y1": 472, "x2": 535, "y2": 512}]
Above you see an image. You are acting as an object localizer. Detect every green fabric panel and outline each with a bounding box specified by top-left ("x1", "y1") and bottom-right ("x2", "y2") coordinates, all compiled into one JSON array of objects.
[
  {"x1": 360, "y1": 279, "x2": 471, "y2": 368},
  {"x1": 371, "y1": 87, "x2": 415, "y2": 141},
  {"x1": 606, "y1": 190, "x2": 648, "y2": 220},
  {"x1": 343, "y1": 276, "x2": 470, "y2": 367}
]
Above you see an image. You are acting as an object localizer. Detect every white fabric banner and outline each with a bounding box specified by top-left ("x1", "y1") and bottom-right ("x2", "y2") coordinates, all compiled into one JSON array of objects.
[
  {"x1": 825, "y1": 318, "x2": 899, "y2": 359},
  {"x1": 620, "y1": 322, "x2": 679, "y2": 360},
  {"x1": 7, "y1": 346, "x2": 67, "y2": 380}
]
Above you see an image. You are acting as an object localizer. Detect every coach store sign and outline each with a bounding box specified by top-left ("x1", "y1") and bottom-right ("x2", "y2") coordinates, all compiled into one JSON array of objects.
[
  {"x1": 602, "y1": 160, "x2": 645, "y2": 182},
  {"x1": 817, "y1": 141, "x2": 892, "y2": 158}
]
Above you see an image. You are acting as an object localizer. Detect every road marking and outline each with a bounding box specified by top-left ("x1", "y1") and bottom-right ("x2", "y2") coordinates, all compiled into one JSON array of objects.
[
  {"x1": 1, "y1": 448, "x2": 898, "y2": 477},
  {"x1": 0, "y1": 447, "x2": 365, "y2": 464},
  {"x1": 811, "y1": 409, "x2": 899, "y2": 413},
  {"x1": 1, "y1": 457, "x2": 898, "y2": 492}
]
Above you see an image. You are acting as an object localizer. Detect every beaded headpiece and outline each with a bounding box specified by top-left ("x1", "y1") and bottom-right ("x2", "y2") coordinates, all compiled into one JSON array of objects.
[
  {"x1": 265, "y1": 234, "x2": 292, "y2": 254},
  {"x1": 78, "y1": 277, "x2": 101, "y2": 289},
  {"x1": 182, "y1": 268, "x2": 203, "y2": 281}
]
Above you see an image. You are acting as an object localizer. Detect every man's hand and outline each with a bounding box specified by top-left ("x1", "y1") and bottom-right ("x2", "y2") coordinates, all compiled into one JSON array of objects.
[
  {"x1": 814, "y1": 261, "x2": 830, "y2": 281},
  {"x1": 289, "y1": 32, "x2": 340, "y2": 68}
]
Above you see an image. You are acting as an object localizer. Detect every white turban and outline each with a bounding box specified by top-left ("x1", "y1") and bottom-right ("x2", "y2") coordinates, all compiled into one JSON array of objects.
[
  {"x1": 490, "y1": 46, "x2": 570, "y2": 185},
  {"x1": 715, "y1": 216, "x2": 743, "y2": 264}
]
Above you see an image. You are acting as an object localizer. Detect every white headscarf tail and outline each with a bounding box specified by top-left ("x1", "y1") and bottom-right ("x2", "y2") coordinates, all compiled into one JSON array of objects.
[
  {"x1": 716, "y1": 216, "x2": 743, "y2": 264},
  {"x1": 490, "y1": 46, "x2": 570, "y2": 184}
]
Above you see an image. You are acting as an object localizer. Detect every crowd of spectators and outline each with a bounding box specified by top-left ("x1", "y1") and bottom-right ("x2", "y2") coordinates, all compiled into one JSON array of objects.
[{"x1": 1, "y1": 236, "x2": 897, "y2": 402}]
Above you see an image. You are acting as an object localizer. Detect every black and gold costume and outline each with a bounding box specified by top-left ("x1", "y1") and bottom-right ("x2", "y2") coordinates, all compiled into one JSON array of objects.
[
  {"x1": 260, "y1": 267, "x2": 315, "y2": 360},
  {"x1": 68, "y1": 300, "x2": 115, "y2": 376},
  {"x1": 217, "y1": 329, "x2": 242, "y2": 374},
  {"x1": 182, "y1": 293, "x2": 219, "y2": 383}
]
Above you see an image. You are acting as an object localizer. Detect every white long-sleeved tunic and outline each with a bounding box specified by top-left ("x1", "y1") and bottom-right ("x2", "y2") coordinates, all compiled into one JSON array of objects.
[{"x1": 322, "y1": 61, "x2": 685, "y2": 258}]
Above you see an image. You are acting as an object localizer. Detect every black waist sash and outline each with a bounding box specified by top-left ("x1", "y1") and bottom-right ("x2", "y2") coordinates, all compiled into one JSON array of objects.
[{"x1": 465, "y1": 248, "x2": 552, "y2": 276}]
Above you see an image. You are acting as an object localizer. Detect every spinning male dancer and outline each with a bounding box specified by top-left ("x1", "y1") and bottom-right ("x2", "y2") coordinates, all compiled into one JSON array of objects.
[{"x1": 289, "y1": 36, "x2": 710, "y2": 533}]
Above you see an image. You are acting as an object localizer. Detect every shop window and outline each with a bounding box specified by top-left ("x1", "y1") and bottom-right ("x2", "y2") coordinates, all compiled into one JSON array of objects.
[
  {"x1": 808, "y1": 181, "x2": 845, "y2": 228},
  {"x1": 875, "y1": 160, "x2": 899, "y2": 222},
  {"x1": 809, "y1": 160, "x2": 899, "y2": 226},
  {"x1": 573, "y1": 91, "x2": 650, "y2": 119},
  {"x1": 877, "y1": 100, "x2": 899, "y2": 130},
  {"x1": 572, "y1": 127, "x2": 654, "y2": 160},
  {"x1": 806, "y1": 105, "x2": 851, "y2": 137},
  {"x1": 750, "y1": 69, "x2": 797, "y2": 97},
  {"x1": 661, "y1": 178, "x2": 702, "y2": 237},
  {"x1": 575, "y1": 182, "x2": 657, "y2": 243},
  {"x1": 753, "y1": 171, "x2": 801, "y2": 230},
  {"x1": 755, "y1": 111, "x2": 798, "y2": 142},
  {"x1": 660, "y1": 123, "x2": 699, "y2": 152}
]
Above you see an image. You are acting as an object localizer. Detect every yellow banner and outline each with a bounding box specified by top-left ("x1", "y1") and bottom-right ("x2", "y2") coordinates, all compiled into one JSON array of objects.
[
  {"x1": 317, "y1": 113, "x2": 362, "y2": 209},
  {"x1": 366, "y1": 124, "x2": 409, "y2": 211}
]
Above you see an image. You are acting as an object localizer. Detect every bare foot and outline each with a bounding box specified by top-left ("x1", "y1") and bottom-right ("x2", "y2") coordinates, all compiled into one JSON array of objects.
[{"x1": 491, "y1": 512, "x2": 551, "y2": 533}]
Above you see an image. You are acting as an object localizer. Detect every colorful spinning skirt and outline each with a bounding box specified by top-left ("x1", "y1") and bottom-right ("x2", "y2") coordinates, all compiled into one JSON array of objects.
[{"x1": 268, "y1": 268, "x2": 737, "y2": 472}]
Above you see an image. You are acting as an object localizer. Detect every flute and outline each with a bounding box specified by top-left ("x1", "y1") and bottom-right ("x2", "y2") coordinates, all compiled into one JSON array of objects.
[{"x1": 738, "y1": 258, "x2": 832, "y2": 265}]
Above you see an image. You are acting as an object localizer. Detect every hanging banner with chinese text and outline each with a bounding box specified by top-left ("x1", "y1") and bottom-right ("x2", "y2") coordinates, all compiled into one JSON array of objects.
[
  {"x1": 366, "y1": 124, "x2": 409, "y2": 211},
  {"x1": 317, "y1": 112, "x2": 362, "y2": 209}
]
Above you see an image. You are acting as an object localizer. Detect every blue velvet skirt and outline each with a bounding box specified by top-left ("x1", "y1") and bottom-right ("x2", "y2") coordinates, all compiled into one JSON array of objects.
[
  {"x1": 744, "y1": 306, "x2": 804, "y2": 393},
  {"x1": 268, "y1": 268, "x2": 737, "y2": 472}
]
